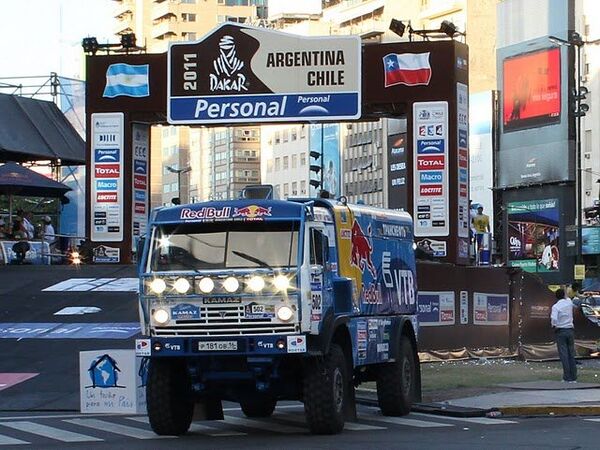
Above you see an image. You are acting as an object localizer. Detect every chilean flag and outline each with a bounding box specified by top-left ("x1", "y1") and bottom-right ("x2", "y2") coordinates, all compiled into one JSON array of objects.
[{"x1": 383, "y1": 52, "x2": 432, "y2": 87}]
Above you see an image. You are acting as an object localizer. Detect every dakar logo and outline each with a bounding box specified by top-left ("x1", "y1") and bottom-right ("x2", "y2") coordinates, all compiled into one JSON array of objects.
[{"x1": 210, "y1": 35, "x2": 248, "y2": 92}]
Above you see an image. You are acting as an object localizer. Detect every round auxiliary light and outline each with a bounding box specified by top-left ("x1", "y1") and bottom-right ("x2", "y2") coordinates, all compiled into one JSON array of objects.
[
  {"x1": 173, "y1": 278, "x2": 190, "y2": 294},
  {"x1": 153, "y1": 308, "x2": 169, "y2": 324},
  {"x1": 247, "y1": 275, "x2": 265, "y2": 292},
  {"x1": 223, "y1": 276, "x2": 240, "y2": 293},
  {"x1": 273, "y1": 275, "x2": 290, "y2": 291},
  {"x1": 198, "y1": 277, "x2": 215, "y2": 294},
  {"x1": 149, "y1": 278, "x2": 167, "y2": 295},
  {"x1": 276, "y1": 305, "x2": 294, "y2": 322}
]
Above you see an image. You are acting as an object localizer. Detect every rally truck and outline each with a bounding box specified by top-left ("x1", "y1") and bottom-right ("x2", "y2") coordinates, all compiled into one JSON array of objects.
[{"x1": 136, "y1": 191, "x2": 420, "y2": 435}]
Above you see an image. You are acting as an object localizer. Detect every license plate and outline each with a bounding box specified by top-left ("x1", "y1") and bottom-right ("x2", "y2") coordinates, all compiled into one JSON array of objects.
[
  {"x1": 252, "y1": 305, "x2": 266, "y2": 314},
  {"x1": 198, "y1": 341, "x2": 238, "y2": 351}
]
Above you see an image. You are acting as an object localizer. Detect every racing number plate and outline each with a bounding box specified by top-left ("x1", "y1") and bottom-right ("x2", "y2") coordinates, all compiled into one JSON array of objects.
[{"x1": 198, "y1": 341, "x2": 238, "y2": 351}]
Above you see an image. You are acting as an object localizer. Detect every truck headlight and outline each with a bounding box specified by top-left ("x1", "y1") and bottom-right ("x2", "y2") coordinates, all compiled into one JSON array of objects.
[
  {"x1": 247, "y1": 275, "x2": 265, "y2": 292},
  {"x1": 198, "y1": 277, "x2": 214, "y2": 293},
  {"x1": 223, "y1": 276, "x2": 239, "y2": 293},
  {"x1": 276, "y1": 305, "x2": 293, "y2": 322},
  {"x1": 173, "y1": 277, "x2": 190, "y2": 294},
  {"x1": 273, "y1": 275, "x2": 290, "y2": 291},
  {"x1": 153, "y1": 308, "x2": 170, "y2": 324},
  {"x1": 149, "y1": 278, "x2": 167, "y2": 295}
]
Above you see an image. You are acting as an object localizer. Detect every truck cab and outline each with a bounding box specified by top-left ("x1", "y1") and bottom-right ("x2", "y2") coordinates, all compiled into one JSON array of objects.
[{"x1": 137, "y1": 195, "x2": 420, "y2": 435}]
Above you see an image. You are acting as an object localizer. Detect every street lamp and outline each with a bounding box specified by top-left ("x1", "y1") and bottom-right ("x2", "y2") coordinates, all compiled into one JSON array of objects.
[
  {"x1": 548, "y1": 32, "x2": 600, "y2": 263},
  {"x1": 166, "y1": 165, "x2": 191, "y2": 204}
]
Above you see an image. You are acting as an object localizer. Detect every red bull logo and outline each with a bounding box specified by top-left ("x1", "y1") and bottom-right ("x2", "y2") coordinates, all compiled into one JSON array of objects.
[
  {"x1": 350, "y1": 220, "x2": 377, "y2": 277},
  {"x1": 233, "y1": 205, "x2": 272, "y2": 219}
]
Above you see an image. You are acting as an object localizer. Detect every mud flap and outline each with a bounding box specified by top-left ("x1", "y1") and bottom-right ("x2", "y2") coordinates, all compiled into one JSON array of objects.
[
  {"x1": 193, "y1": 397, "x2": 224, "y2": 420},
  {"x1": 344, "y1": 382, "x2": 357, "y2": 421}
]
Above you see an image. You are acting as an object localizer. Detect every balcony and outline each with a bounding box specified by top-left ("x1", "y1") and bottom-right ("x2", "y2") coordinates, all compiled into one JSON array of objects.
[
  {"x1": 323, "y1": 0, "x2": 385, "y2": 25},
  {"x1": 114, "y1": 20, "x2": 134, "y2": 36},
  {"x1": 114, "y1": 0, "x2": 133, "y2": 19},
  {"x1": 153, "y1": 0, "x2": 178, "y2": 21},
  {"x1": 152, "y1": 19, "x2": 178, "y2": 40}
]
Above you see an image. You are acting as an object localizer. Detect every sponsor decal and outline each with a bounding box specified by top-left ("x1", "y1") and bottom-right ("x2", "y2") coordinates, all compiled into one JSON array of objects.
[
  {"x1": 96, "y1": 192, "x2": 118, "y2": 203},
  {"x1": 383, "y1": 52, "x2": 432, "y2": 87},
  {"x1": 134, "y1": 160, "x2": 147, "y2": 175},
  {"x1": 420, "y1": 171, "x2": 443, "y2": 183},
  {"x1": 171, "y1": 303, "x2": 200, "y2": 321},
  {"x1": 459, "y1": 129, "x2": 468, "y2": 148},
  {"x1": 96, "y1": 180, "x2": 118, "y2": 191},
  {"x1": 350, "y1": 220, "x2": 376, "y2": 277},
  {"x1": 458, "y1": 149, "x2": 469, "y2": 168},
  {"x1": 135, "y1": 339, "x2": 151, "y2": 356},
  {"x1": 420, "y1": 185, "x2": 443, "y2": 196},
  {"x1": 134, "y1": 190, "x2": 146, "y2": 202},
  {"x1": 134, "y1": 203, "x2": 146, "y2": 214},
  {"x1": 134, "y1": 175, "x2": 147, "y2": 189},
  {"x1": 232, "y1": 205, "x2": 272, "y2": 219},
  {"x1": 417, "y1": 155, "x2": 445, "y2": 170},
  {"x1": 95, "y1": 164, "x2": 120, "y2": 178},
  {"x1": 94, "y1": 148, "x2": 120, "y2": 163},
  {"x1": 202, "y1": 297, "x2": 241, "y2": 304},
  {"x1": 286, "y1": 335, "x2": 307, "y2": 353},
  {"x1": 96, "y1": 133, "x2": 117, "y2": 144},
  {"x1": 417, "y1": 139, "x2": 444, "y2": 154},
  {"x1": 181, "y1": 207, "x2": 231, "y2": 220},
  {"x1": 92, "y1": 245, "x2": 120, "y2": 263}
]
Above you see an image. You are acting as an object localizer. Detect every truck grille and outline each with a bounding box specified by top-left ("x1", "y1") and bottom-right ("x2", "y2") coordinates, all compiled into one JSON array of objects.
[{"x1": 152, "y1": 304, "x2": 298, "y2": 337}]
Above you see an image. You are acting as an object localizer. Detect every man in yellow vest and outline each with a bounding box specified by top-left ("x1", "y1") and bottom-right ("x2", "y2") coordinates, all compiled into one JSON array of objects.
[{"x1": 472, "y1": 206, "x2": 490, "y2": 256}]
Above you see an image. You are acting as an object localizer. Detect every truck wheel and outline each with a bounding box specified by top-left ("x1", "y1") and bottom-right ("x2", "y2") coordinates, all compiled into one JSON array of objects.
[
  {"x1": 240, "y1": 394, "x2": 277, "y2": 418},
  {"x1": 146, "y1": 359, "x2": 193, "y2": 435},
  {"x1": 376, "y1": 335, "x2": 416, "y2": 416},
  {"x1": 303, "y1": 343, "x2": 347, "y2": 435}
]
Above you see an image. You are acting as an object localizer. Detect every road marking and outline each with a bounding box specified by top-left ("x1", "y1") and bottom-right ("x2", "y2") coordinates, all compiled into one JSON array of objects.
[
  {"x1": 584, "y1": 418, "x2": 600, "y2": 422},
  {"x1": 43, "y1": 278, "x2": 139, "y2": 292},
  {"x1": 64, "y1": 418, "x2": 174, "y2": 440},
  {"x1": 221, "y1": 415, "x2": 306, "y2": 433},
  {"x1": 0, "y1": 373, "x2": 38, "y2": 392},
  {"x1": 273, "y1": 412, "x2": 386, "y2": 431},
  {"x1": 0, "y1": 413, "x2": 118, "y2": 421},
  {"x1": 411, "y1": 413, "x2": 518, "y2": 425},
  {"x1": 127, "y1": 416, "x2": 246, "y2": 437},
  {"x1": 0, "y1": 434, "x2": 29, "y2": 446},
  {"x1": 0, "y1": 421, "x2": 102, "y2": 442},
  {"x1": 363, "y1": 415, "x2": 453, "y2": 428}
]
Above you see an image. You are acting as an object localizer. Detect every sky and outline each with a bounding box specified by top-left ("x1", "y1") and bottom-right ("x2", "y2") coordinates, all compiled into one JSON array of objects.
[{"x1": 0, "y1": 0, "x2": 114, "y2": 80}]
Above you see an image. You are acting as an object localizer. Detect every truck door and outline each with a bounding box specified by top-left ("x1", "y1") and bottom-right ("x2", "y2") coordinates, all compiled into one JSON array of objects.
[{"x1": 309, "y1": 228, "x2": 332, "y2": 333}]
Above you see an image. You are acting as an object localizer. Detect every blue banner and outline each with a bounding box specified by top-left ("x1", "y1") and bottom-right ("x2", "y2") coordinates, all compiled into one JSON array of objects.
[{"x1": 0, "y1": 323, "x2": 140, "y2": 339}]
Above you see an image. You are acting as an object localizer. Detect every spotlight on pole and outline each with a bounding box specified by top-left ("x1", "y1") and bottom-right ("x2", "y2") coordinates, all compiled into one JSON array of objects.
[
  {"x1": 440, "y1": 20, "x2": 458, "y2": 37},
  {"x1": 82, "y1": 37, "x2": 99, "y2": 55},
  {"x1": 389, "y1": 19, "x2": 406, "y2": 37}
]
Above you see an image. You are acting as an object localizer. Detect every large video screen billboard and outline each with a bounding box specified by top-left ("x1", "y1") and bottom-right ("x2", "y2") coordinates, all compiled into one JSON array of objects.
[
  {"x1": 503, "y1": 47, "x2": 561, "y2": 131},
  {"x1": 507, "y1": 198, "x2": 560, "y2": 273}
]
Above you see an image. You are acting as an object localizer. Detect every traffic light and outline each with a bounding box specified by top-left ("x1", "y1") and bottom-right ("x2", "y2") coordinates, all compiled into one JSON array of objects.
[
  {"x1": 121, "y1": 33, "x2": 137, "y2": 49},
  {"x1": 309, "y1": 150, "x2": 322, "y2": 190}
]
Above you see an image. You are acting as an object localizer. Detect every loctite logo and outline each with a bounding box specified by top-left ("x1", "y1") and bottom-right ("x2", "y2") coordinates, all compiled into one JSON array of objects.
[
  {"x1": 419, "y1": 185, "x2": 443, "y2": 196},
  {"x1": 134, "y1": 202, "x2": 146, "y2": 214},
  {"x1": 458, "y1": 149, "x2": 468, "y2": 168},
  {"x1": 95, "y1": 164, "x2": 120, "y2": 178},
  {"x1": 96, "y1": 192, "x2": 118, "y2": 202},
  {"x1": 417, "y1": 155, "x2": 444, "y2": 170}
]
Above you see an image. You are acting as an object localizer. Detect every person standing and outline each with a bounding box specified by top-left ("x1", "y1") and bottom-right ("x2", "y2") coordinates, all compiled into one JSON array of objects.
[{"x1": 551, "y1": 288, "x2": 577, "y2": 382}]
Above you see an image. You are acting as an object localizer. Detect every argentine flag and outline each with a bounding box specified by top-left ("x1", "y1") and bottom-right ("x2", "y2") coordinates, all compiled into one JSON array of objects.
[{"x1": 103, "y1": 63, "x2": 150, "y2": 98}]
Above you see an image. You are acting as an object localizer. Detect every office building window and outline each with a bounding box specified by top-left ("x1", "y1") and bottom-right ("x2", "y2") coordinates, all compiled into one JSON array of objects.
[
  {"x1": 283, "y1": 183, "x2": 289, "y2": 197},
  {"x1": 163, "y1": 184, "x2": 171, "y2": 193},
  {"x1": 283, "y1": 156, "x2": 289, "y2": 169},
  {"x1": 300, "y1": 152, "x2": 306, "y2": 166},
  {"x1": 182, "y1": 32, "x2": 197, "y2": 41},
  {"x1": 181, "y1": 0, "x2": 196, "y2": 3},
  {"x1": 275, "y1": 157, "x2": 281, "y2": 171},
  {"x1": 292, "y1": 154, "x2": 297, "y2": 168},
  {"x1": 292, "y1": 181, "x2": 297, "y2": 195},
  {"x1": 274, "y1": 132, "x2": 280, "y2": 144},
  {"x1": 291, "y1": 127, "x2": 297, "y2": 141},
  {"x1": 181, "y1": 13, "x2": 196, "y2": 22},
  {"x1": 283, "y1": 130, "x2": 289, "y2": 142},
  {"x1": 301, "y1": 180, "x2": 306, "y2": 194}
]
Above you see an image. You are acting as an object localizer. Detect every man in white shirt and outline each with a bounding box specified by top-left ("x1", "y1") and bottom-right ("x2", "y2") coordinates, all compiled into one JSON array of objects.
[{"x1": 551, "y1": 288, "x2": 577, "y2": 382}]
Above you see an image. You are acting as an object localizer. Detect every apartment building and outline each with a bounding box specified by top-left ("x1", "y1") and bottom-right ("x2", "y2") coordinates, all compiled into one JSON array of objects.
[{"x1": 112, "y1": 0, "x2": 266, "y2": 205}]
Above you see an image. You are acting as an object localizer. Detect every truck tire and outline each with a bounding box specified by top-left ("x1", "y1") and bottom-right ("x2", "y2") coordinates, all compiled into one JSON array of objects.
[
  {"x1": 147, "y1": 359, "x2": 193, "y2": 436},
  {"x1": 303, "y1": 343, "x2": 347, "y2": 434},
  {"x1": 240, "y1": 394, "x2": 277, "y2": 418},
  {"x1": 376, "y1": 335, "x2": 416, "y2": 416}
]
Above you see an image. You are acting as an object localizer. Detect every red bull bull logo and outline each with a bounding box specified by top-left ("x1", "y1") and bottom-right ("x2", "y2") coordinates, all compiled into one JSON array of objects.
[
  {"x1": 350, "y1": 220, "x2": 377, "y2": 277},
  {"x1": 233, "y1": 205, "x2": 272, "y2": 219}
]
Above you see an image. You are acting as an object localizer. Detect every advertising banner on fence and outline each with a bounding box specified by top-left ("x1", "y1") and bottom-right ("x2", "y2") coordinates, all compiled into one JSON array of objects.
[
  {"x1": 90, "y1": 113, "x2": 123, "y2": 244},
  {"x1": 417, "y1": 291, "x2": 455, "y2": 326},
  {"x1": 168, "y1": 23, "x2": 361, "y2": 124},
  {"x1": 413, "y1": 101, "x2": 449, "y2": 237},
  {"x1": 131, "y1": 124, "x2": 149, "y2": 251},
  {"x1": 507, "y1": 198, "x2": 560, "y2": 273},
  {"x1": 473, "y1": 292, "x2": 509, "y2": 325}
]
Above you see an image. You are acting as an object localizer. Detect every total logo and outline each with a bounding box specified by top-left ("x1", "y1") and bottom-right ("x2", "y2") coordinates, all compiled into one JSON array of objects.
[
  {"x1": 95, "y1": 164, "x2": 120, "y2": 178},
  {"x1": 417, "y1": 155, "x2": 445, "y2": 170},
  {"x1": 134, "y1": 175, "x2": 147, "y2": 189}
]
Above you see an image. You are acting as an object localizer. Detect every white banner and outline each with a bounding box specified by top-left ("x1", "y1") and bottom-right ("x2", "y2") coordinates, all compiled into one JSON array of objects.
[
  {"x1": 131, "y1": 124, "x2": 149, "y2": 251},
  {"x1": 413, "y1": 102, "x2": 449, "y2": 237},
  {"x1": 90, "y1": 113, "x2": 124, "y2": 243},
  {"x1": 457, "y1": 83, "x2": 469, "y2": 239}
]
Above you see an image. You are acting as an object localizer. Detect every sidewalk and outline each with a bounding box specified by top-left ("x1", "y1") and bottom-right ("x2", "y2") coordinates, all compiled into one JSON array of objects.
[{"x1": 355, "y1": 358, "x2": 600, "y2": 417}]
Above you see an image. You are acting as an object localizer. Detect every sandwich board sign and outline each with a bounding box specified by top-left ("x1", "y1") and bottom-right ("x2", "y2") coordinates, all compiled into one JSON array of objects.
[{"x1": 168, "y1": 23, "x2": 361, "y2": 124}]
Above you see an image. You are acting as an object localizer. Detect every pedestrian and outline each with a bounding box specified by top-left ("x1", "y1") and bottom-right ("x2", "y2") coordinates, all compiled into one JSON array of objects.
[{"x1": 551, "y1": 288, "x2": 577, "y2": 382}]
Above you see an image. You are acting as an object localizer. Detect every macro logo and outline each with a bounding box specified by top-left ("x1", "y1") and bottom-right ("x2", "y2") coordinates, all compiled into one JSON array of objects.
[
  {"x1": 96, "y1": 180, "x2": 118, "y2": 191},
  {"x1": 417, "y1": 155, "x2": 444, "y2": 170},
  {"x1": 134, "y1": 190, "x2": 146, "y2": 202},
  {"x1": 233, "y1": 205, "x2": 272, "y2": 219},
  {"x1": 95, "y1": 164, "x2": 120, "y2": 178},
  {"x1": 94, "y1": 148, "x2": 119, "y2": 163},
  {"x1": 419, "y1": 171, "x2": 443, "y2": 184}
]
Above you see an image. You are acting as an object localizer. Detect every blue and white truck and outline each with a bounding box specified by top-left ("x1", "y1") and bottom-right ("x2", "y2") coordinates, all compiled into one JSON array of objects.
[{"x1": 137, "y1": 190, "x2": 420, "y2": 435}]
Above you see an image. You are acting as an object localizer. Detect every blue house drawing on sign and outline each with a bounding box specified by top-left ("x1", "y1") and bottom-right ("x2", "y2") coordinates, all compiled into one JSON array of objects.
[{"x1": 87, "y1": 354, "x2": 124, "y2": 388}]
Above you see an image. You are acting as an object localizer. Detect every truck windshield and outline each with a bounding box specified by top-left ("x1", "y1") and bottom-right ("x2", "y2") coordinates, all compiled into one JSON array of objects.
[{"x1": 149, "y1": 221, "x2": 299, "y2": 272}]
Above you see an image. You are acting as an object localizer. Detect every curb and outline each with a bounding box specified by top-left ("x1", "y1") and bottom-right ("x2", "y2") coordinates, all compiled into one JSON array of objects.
[{"x1": 499, "y1": 405, "x2": 600, "y2": 416}]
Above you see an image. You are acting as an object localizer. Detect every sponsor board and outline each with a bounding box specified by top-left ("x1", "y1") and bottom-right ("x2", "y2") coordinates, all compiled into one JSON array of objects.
[
  {"x1": 96, "y1": 192, "x2": 118, "y2": 203},
  {"x1": 473, "y1": 292, "x2": 509, "y2": 325},
  {"x1": 92, "y1": 245, "x2": 120, "y2": 263},
  {"x1": 417, "y1": 291, "x2": 455, "y2": 326},
  {"x1": 456, "y1": 82, "x2": 470, "y2": 239},
  {"x1": 96, "y1": 180, "x2": 118, "y2": 191},
  {"x1": 95, "y1": 164, "x2": 120, "y2": 178},
  {"x1": 132, "y1": 124, "x2": 149, "y2": 251},
  {"x1": 94, "y1": 148, "x2": 120, "y2": 163}
]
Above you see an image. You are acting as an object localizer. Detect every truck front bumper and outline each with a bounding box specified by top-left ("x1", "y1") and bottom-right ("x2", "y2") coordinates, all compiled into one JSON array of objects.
[{"x1": 135, "y1": 334, "x2": 308, "y2": 357}]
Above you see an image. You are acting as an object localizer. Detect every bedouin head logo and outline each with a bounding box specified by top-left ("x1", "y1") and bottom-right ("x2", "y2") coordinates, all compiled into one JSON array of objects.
[{"x1": 209, "y1": 35, "x2": 248, "y2": 92}]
